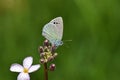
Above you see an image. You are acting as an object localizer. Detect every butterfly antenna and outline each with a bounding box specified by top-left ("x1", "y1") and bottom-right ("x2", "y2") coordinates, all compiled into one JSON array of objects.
[
  {"x1": 62, "y1": 40, "x2": 72, "y2": 49},
  {"x1": 63, "y1": 40, "x2": 72, "y2": 42}
]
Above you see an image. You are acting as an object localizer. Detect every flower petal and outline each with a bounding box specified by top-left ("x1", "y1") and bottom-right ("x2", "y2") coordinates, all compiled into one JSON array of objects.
[
  {"x1": 28, "y1": 64, "x2": 40, "y2": 73},
  {"x1": 23, "y1": 56, "x2": 33, "y2": 69},
  {"x1": 17, "y1": 72, "x2": 30, "y2": 80},
  {"x1": 10, "y1": 63, "x2": 23, "y2": 72}
]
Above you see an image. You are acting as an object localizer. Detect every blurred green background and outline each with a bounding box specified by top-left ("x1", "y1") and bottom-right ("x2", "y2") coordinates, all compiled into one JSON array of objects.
[{"x1": 0, "y1": 0, "x2": 120, "y2": 80}]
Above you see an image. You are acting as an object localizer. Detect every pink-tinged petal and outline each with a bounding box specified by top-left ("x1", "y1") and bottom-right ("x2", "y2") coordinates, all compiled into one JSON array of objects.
[
  {"x1": 23, "y1": 56, "x2": 33, "y2": 69},
  {"x1": 10, "y1": 63, "x2": 23, "y2": 72},
  {"x1": 28, "y1": 64, "x2": 40, "y2": 73},
  {"x1": 17, "y1": 73, "x2": 30, "y2": 80}
]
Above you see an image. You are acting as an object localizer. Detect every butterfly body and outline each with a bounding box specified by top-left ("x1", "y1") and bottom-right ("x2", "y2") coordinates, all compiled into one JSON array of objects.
[{"x1": 42, "y1": 17, "x2": 63, "y2": 47}]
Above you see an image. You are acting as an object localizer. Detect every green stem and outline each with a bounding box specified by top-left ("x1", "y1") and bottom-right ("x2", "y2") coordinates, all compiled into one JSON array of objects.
[{"x1": 44, "y1": 63, "x2": 48, "y2": 80}]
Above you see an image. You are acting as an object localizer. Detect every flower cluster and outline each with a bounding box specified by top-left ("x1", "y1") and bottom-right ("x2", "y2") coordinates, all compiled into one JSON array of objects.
[{"x1": 38, "y1": 40, "x2": 57, "y2": 71}]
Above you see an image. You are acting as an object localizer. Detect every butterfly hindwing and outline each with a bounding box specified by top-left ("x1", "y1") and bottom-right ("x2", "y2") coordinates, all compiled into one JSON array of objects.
[{"x1": 42, "y1": 23, "x2": 59, "y2": 44}]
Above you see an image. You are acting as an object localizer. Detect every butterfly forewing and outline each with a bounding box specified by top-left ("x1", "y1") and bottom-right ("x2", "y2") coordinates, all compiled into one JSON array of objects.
[{"x1": 50, "y1": 17, "x2": 63, "y2": 40}]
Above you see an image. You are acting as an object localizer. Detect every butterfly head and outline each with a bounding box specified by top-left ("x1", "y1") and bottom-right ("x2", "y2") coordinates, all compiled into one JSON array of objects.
[{"x1": 52, "y1": 40, "x2": 63, "y2": 48}]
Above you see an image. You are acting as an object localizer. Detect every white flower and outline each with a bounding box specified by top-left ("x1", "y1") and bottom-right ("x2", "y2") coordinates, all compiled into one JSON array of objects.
[{"x1": 10, "y1": 56, "x2": 40, "y2": 80}]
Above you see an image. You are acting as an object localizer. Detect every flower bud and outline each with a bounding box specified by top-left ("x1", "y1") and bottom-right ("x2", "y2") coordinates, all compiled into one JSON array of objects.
[
  {"x1": 44, "y1": 46, "x2": 48, "y2": 52},
  {"x1": 40, "y1": 58, "x2": 45, "y2": 64},
  {"x1": 51, "y1": 45, "x2": 56, "y2": 53},
  {"x1": 48, "y1": 56, "x2": 54, "y2": 62},
  {"x1": 40, "y1": 52, "x2": 45, "y2": 57},
  {"x1": 38, "y1": 46, "x2": 44, "y2": 53},
  {"x1": 44, "y1": 39, "x2": 49, "y2": 47},
  {"x1": 53, "y1": 53, "x2": 58, "y2": 58},
  {"x1": 49, "y1": 63, "x2": 56, "y2": 71}
]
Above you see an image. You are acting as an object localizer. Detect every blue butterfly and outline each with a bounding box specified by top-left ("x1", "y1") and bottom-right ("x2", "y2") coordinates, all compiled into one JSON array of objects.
[{"x1": 42, "y1": 17, "x2": 63, "y2": 47}]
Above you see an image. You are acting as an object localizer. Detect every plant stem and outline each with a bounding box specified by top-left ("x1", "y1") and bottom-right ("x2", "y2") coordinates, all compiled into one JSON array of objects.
[{"x1": 44, "y1": 63, "x2": 48, "y2": 80}]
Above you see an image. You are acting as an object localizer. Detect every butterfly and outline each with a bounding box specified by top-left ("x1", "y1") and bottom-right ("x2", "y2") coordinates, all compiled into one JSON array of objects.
[{"x1": 42, "y1": 17, "x2": 63, "y2": 48}]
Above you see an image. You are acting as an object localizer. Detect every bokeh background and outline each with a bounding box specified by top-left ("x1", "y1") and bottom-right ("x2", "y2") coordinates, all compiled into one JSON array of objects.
[{"x1": 0, "y1": 0, "x2": 120, "y2": 80}]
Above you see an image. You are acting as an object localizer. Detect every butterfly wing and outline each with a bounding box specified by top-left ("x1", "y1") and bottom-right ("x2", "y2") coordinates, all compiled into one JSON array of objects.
[
  {"x1": 42, "y1": 17, "x2": 63, "y2": 46},
  {"x1": 42, "y1": 23, "x2": 60, "y2": 45},
  {"x1": 50, "y1": 17, "x2": 63, "y2": 40}
]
